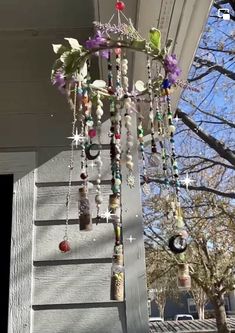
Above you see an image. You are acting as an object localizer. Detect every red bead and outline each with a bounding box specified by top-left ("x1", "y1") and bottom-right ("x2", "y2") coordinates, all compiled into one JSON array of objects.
[
  {"x1": 80, "y1": 173, "x2": 88, "y2": 180},
  {"x1": 88, "y1": 128, "x2": 96, "y2": 138},
  {"x1": 59, "y1": 240, "x2": 71, "y2": 252},
  {"x1": 115, "y1": 48, "x2": 121, "y2": 55},
  {"x1": 115, "y1": 1, "x2": 125, "y2": 11},
  {"x1": 115, "y1": 133, "x2": 121, "y2": 139},
  {"x1": 108, "y1": 87, "x2": 115, "y2": 95}
]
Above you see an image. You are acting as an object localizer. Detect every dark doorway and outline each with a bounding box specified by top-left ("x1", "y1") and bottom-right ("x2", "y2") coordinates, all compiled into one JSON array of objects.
[{"x1": 0, "y1": 174, "x2": 14, "y2": 332}]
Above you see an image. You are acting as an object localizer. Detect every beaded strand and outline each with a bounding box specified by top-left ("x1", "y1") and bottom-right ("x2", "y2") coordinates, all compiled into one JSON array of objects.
[
  {"x1": 122, "y1": 57, "x2": 135, "y2": 188},
  {"x1": 95, "y1": 92, "x2": 104, "y2": 220},
  {"x1": 146, "y1": 56, "x2": 157, "y2": 155}
]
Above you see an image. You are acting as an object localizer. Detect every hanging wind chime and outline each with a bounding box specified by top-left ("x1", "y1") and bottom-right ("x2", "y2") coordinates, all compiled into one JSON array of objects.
[{"x1": 52, "y1": 0, "x2": 191, "y2": 294}]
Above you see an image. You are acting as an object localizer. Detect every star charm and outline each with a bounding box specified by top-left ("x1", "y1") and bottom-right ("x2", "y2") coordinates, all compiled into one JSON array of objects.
[
  {"x1": 126, "y1": 235, "x2": 136, "y2": 243},
  {"x1": 89, "y1": 161, "x2": 96, "y2": 170},
  {"x1": 67, "y1": 128, "x2": 86, "y2": 147},
  {"x1": 101, "y1": 209, "x2": 115, "y2": 223},
  {"x1": 181, "y1": 172, "x2": 195, "y2": 191}
]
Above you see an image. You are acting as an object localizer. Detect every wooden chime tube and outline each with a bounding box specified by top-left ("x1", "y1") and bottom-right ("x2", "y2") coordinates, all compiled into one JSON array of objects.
[
  {"x1": 109, "y1": 194, "x2": 124, "y2": 301},
  {"x1": 177, "y1": 263, "x2": 191, "y2": 290},
  {"x1": 79, "y1": 187, "x2": 92, "y2": 231}
]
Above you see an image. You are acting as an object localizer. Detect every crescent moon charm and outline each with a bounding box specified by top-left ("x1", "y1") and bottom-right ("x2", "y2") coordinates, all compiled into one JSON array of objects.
[
  {"x1": 168, "y1": 234, "x2": 187, "y2": 254},
  {"x1": 85, "y1": 144, "x2": 100, "y2": 160}
]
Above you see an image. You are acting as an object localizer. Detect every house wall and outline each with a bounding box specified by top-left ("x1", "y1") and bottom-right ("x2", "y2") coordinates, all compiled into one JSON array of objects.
[
  {"x1": 0, "y1": 1, "x2": 147, "y2": 332},
  {"x1": 30, "y1": 107, "x2": 149, "y2": 333}
]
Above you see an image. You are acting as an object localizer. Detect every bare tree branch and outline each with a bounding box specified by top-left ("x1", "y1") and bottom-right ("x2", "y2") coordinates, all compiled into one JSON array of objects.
[
  {"x1": 181, "y1": 97, "x2": 235, "y2": 129},
  {"x1": 177, "y1": 155, "x2": 235, "y2": 170},
  {"x1": 143, "y1": 177, "x2": 235, "y2": 198},
  {"x1": 189, "y1": 68, "x2": 219, "y2": 82},
  {"x1": 194, "y1": 56, "x2": 235, "y2": 80},
  {"x1": 176, "y1": 108, "x2": 235, "y2": 166},
  {"x1": 216, "y1": 0, "x2": 235, "y2": 11},
  {"x1": 199, "y1": 46, "x2": 235, "y2": 55}
]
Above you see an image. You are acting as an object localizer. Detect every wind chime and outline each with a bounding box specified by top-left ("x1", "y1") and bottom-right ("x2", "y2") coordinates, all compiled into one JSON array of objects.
[{"x1": 51, "y1": 0, "x2": 191, "y2": 297}]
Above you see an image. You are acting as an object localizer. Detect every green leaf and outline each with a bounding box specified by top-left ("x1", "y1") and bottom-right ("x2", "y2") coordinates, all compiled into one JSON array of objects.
[
  {"x1": 52, "y1": 45, "x2": 70, "y2": 56},
  {"x1": 64, "y1": 50, "x2": 81, "y2": 75},
  {"x1": 131, "y1": 40, "x2": 146, "y2": 50},
  {"x1": 52, "y1": 44, "x2": 62, "y2": 54},
  {"x1": 149, "y1": 28, "x2": 161, "y2": 50},
  {"x1": 51, "y1": 59, "x2": 63, "y2": 79},
  {"x1": 64, "y1": 38, "x2": 83, "y2": 50},
  {"x1": 165, "y1": 39, "x2": 173, "y2": 50},
  {"x1": 160, "y1": 47, "x2": 167, "y2": 57}
]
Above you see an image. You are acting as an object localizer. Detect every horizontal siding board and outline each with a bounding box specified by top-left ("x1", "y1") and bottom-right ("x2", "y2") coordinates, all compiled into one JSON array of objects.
[
  {"x1": 33, "y1": 305, "x2": 126, "y2": 333},
  {"x1": 36, "y1": 184, "x2": 111, "y2": 220},
  {"x1": 0, "y1": 113, "x2": 72, "y2": 148},
  {"x1": 0, "y1": 109, "x2": 110, "y2": 149},
  {"x1": 0, "y1": 81, "x2": 68, "y2": 114},
  {"x1": 0, "y1": 0, "x2": 95, "y2": 30},
  {"x1": 33, "y1": 263, "x2": 112, "y2": 305},
  {"x1": 37, "y1": 148, "x2": 111, "y2": 183},
  {"x1": 34, "y1": 224, "x2": 114, "y2": 261}
]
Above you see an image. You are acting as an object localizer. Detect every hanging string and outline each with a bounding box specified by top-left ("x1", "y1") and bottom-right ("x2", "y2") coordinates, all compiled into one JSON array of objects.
[
  {"x1": 165, "y1": 89, "x2": 180, "y2": 201},
  {"x1": 59, "y1": 82, "x2": 78, "y2": 252}
]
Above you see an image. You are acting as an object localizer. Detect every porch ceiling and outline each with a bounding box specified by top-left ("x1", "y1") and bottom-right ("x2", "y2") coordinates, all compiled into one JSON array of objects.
[{"x1": 0, "y1": 0, "x2": 212, "y2": 148}]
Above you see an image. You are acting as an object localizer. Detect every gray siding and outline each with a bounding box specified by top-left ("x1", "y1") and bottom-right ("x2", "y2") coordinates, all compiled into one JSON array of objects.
[{"x1": 33, "y1": 146, "x2": 128, "y2": 333}]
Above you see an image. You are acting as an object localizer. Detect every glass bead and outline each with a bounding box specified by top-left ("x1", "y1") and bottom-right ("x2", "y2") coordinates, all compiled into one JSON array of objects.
[
  {"x1": 115, "y1": 178, "x2": 122, "y2": 186},
  {"x1": 115, "y1": 1, "x2": 125, "y2": 11},
  {"x1": 95, "y1": 195, "x2": 103, "y2": 204},
  {"x1": 59, "y1": 240, "x2": 71, "y2": 253},
  {"x1": 155, "y1": 114, "x2": 162, "y2": 121},
  {"x1": 115, "y1": 48, "x2": 122, "y2": 55},
  {"x1": 112, "y1": 185, "x2": 119, "y2": 193}
]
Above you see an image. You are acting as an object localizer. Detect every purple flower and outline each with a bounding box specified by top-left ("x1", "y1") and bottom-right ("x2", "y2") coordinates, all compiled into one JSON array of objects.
[
  {"x1": 164, "y1": 54, "x2": 181, "y2": 84},
  {"x1": 53, "y1": 71, "x2": 65, "y2": 87},
  {"x1": 52, "y1": 71, "x2": 67, "y2": 94},
  {"x1": 85, "y1": 30, "x2": 107, "y2": 49},
  {"x1": 85, "y1": 31, "x2": 108, "y2": 59},
  {"x1": 99, "y1": 49, "x2": 109, "y2": 59}
]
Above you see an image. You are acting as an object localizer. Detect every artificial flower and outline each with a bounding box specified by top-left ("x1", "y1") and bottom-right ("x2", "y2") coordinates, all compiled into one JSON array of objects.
[
  {"x1": 85, "y1": 31, "x2": 109, "y2": 59},
  {"x1": 164, "y1": 54, "x2": 181, "y2": 84}
]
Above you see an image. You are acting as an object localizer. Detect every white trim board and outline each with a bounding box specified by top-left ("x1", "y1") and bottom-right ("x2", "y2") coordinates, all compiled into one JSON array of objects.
[{"x1": 0, "y1": 152, "x2": 36, "y2": 333}]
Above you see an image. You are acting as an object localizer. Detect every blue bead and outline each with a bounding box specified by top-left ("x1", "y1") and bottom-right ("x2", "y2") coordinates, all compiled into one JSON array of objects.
[{"x1": 162, "y1": 79, "x2": 171, "y2": 89}]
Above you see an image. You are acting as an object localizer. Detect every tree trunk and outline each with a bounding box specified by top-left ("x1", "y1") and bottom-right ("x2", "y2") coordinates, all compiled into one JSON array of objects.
[
  {"x1": 212, "y1": 296, "x2": 230, "y2": 333},
  {"x1": 198, "y1": 304, "x2": 205, "y2": 320},
  {"x1": 158, "y1": 304, "x2": 164, "y2": 319}
]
